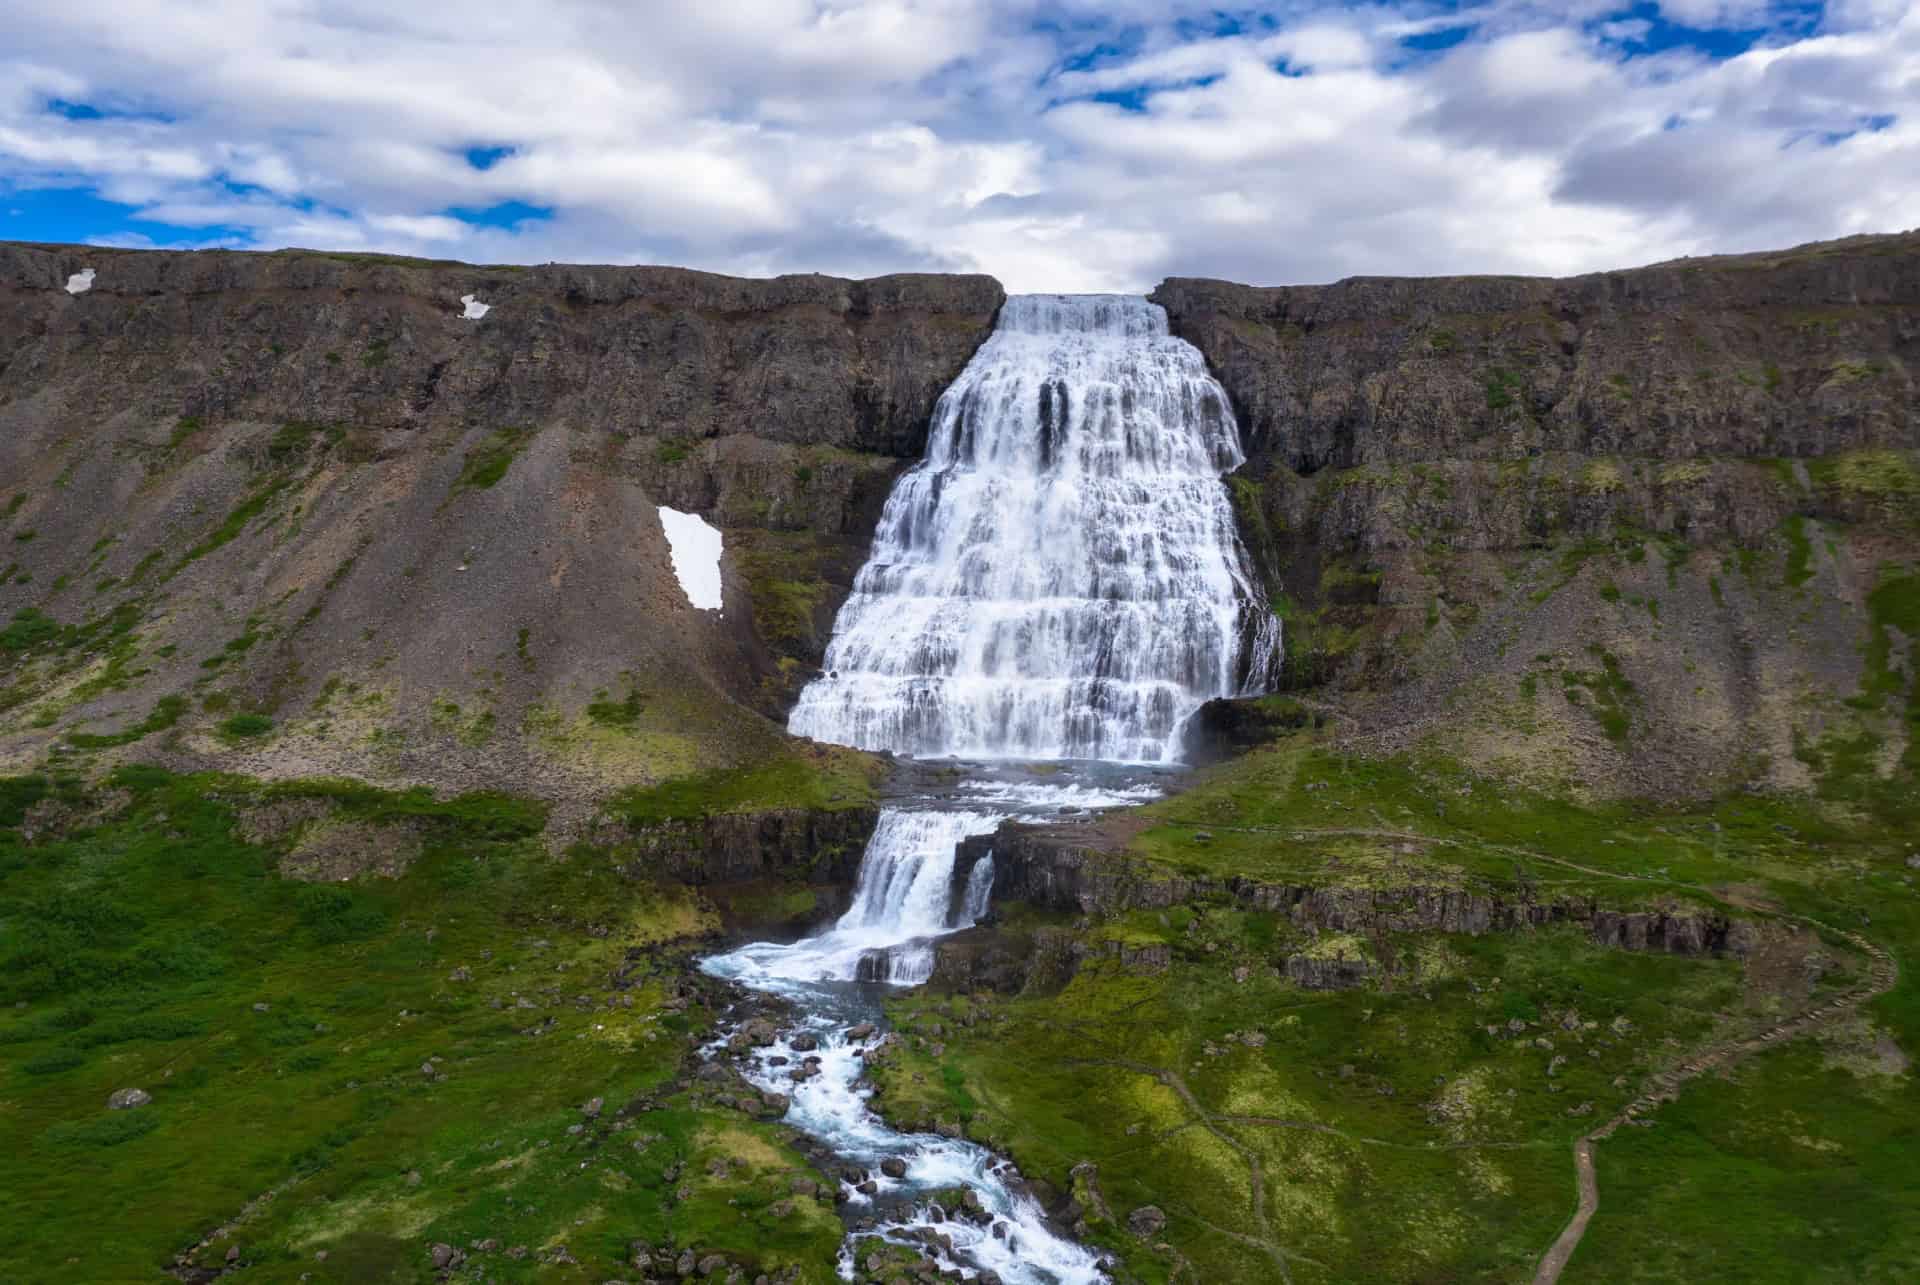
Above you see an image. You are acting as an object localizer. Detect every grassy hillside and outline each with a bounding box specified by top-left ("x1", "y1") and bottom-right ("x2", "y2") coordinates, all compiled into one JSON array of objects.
[
  {"x1": 875, "y1": 729, "x2": 1919, "y2": 1283},
  {"x1": 0, "y1": 768, "x2": 848, "y2": 1282}
]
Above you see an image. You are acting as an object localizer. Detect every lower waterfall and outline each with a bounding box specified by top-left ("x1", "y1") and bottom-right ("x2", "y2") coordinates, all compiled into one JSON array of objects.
[{"x1": 702, "y1": 294, "x2": 1275, "y2": 1283}]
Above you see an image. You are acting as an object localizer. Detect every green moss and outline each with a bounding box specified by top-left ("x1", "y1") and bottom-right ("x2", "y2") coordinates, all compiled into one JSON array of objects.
[
  {"x1": 607, "y1": 747, "x2": 883, "y2": 825},
  {"x1": 0, "y1": 609, "x2": 59, "y2": 652},
  {"x1": 123, "y1": 548, "x2": 164, "y2": 586},
  {"x1": 167, "y1": 476, "x2": 293, "y2": 578},
  {"x1": 1781, "y1": 515, "x2": 1815, "y2": 588},
  {"x1": 452, "y1": 426, "x2": 532, "y2": 492},
  {"x1": 1485, "y1": 369, "x2": 1524, "y2": 411},
  {"x1": 730, "y1": 531, "x2": 837, "y2": 658},
  {"x1": 586, "y1": 681, "x2": 645, "y2": 728},
  {"x1": 1807, "y1": 450, "x2": 1920, "y2": 520},
  {"x1": 2, "y1": 494, "x2": 23, "y2": 519},
  {"x1": 268, "y1": 420, "x2": 346, "y2": 464},
  {"x1": 67, "y1": 695, "x2": 187, "y2": 750},
  {"x1": 217, "y1": 713, "x2": 274, "y2": 740},
  {"x1": 1562, "y1": 647, "x2": 1636, "y2": 743}
]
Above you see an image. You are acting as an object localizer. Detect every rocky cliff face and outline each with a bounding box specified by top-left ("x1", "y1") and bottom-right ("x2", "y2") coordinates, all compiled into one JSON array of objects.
[
  {"x1": 614, "y1": 806, "x2": 878, "y2": 886},
  {"x1": 1154, "y1": 233, "x2": 1919, "y2": 474},
  {"x1": 0, "y1": 242, "x2": 1001, "y2": 801},
  {"x1": 963, "y1": 827, "x2": 1755, "y2": 960},
  {"x1": 4, "y1": 233, "x2": 1915, "y2": 809},
  {"x1": 2, "y1": 244, "x2": 1002, "y2": 455},
  {"x1": 1157, "y1": 233, "x2": 1920, "y2": 797}
]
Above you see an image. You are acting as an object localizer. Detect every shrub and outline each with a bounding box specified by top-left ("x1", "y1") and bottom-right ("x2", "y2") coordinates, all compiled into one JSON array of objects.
[
  {"x1": 218, "y1": 714, "x2": 274, "y2": 740},
  {"x1": 0, "y1": 609, "x2": 59, "y2": 652},
  {"x1": 20, "y1": 1049, "x2": 84, "y2": 1075},
  {"x1": 42, "y1": 1112, "x2": 158, "y2": 1148}
]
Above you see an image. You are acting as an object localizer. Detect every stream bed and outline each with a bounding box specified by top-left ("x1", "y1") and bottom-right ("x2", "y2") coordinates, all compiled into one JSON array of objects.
[{"x1": 700, "y1": 766, "x2": 1168, "y2": 1284}]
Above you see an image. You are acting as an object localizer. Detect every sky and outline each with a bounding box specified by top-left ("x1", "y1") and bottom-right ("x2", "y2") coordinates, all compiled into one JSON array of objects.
[{"x1": 1, "y1": 1, "x2": 1915, "y2": 292}]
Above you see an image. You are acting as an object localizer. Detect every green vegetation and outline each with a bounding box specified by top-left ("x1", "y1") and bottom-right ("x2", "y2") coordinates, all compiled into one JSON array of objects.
[
  {"x1": 730, "y1": 531, "x2": 833, "y2": 655},
  {"x1": 1780, "y1": 515, "x2": 1816, "y2": 587},
  {"x1": 1807, "y1": 449, "x2": 1920, "y2": 521},
  {"x1": 1, "y1": 608, "x2": 60, "y2": 652},
  {"x1": 0, "y1": 767, "x2": 841, "y2": 1282},
  {"x1": 217, "y1": 713, "x2": 275, "y2": 740},
  {"x1": 607, "y1": 746, "x2": 883, "y2": 826},
  {"x1": 1485, "y1": 368, "x2": 1524, "y2": 411},
  {"x1": 1561, "y1": 646, "x2": 1636, "y2": 743},
  {"x1": 873, "y1": 717, "x2": 1920, "y2": 1283},
  {"x1": 269, "y1": 419, "x2": 347, "y2": 464},
  {"x1": 67, "y1": 695, "x2": 187, "y2": 749},
  {"x1": 586, "y1": 681, "x2": 645, "y2": 729},
  {"x1": 1572, "y1": 1039, "x2": 1920, "y2": 1281},
  {"x1": 453, "y1": 426, "x2": 533, "y2": 492},
  {"x1": 168, "y1": 476, "x2": 293, "y2": 578},
  {"x1": 877, "y1": 925, "x2": 1757, "y2": 1283}
]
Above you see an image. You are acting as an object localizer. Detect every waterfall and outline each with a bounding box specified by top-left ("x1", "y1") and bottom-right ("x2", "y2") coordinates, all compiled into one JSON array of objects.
[
  {"x1": 702, "y1": 294, "x2": 1279, "y2": 1285},
  {"x1": 789, "y1": 293, "x2": 1278, "y2": 765}
]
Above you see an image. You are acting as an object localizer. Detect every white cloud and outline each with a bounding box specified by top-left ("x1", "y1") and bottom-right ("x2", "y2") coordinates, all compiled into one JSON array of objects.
[{"x1": 0, "y1": 1, "x2": 1914, "y2": 292}]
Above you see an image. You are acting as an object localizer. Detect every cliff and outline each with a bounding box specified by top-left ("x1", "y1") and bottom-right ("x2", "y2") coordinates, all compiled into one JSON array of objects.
[
  {"x1": 0, "y1": 242, "x2": 1001, "y2": 803},
  {"x1": 1153, "y1": 232, "x2": 1919, "y2": 473},
  {"x1": 4, "y1": 232, "x2": 1917, "y2": 808},
  {"x1": 1156, "y1": 232, "x2": 1920, "y2": 797},
  {"x1": 961, "y1": 827, "x2": 1753, "y2": 957}
]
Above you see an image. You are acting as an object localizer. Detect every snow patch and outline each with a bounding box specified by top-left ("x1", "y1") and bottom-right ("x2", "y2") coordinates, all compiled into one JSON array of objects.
[
  {"x1": 658, "y1": 507, "x2": 723, "y2": 611},
  {"x1": 459, "y1": 293, "x2": 491, "y2": 320},
  {"x1": 65, "y1": 268, "x2": 95, "y2": 294}
]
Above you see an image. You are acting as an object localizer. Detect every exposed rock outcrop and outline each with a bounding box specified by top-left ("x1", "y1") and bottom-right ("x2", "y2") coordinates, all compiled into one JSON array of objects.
[
  {"x1": 1156, "y1": 233, "x2": 1920, "y2": 797},
  {"x1": 616, "y1": 806, "x2": 878, "y2": 885},
  {"x1": 1154, "y1": 233, "x2": 1920, "y2": 475},
  {"x1": 965, "y1": 827, "x2": 1756, "y2": 959},
  {"x1": 1, "y1": 243, "x2": 1003, "y2": 456}
]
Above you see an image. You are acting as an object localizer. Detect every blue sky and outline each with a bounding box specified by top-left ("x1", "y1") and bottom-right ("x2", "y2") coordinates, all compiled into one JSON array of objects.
[{"x1": 1, "y1": 1, "x2": 1914, "y2": 290}]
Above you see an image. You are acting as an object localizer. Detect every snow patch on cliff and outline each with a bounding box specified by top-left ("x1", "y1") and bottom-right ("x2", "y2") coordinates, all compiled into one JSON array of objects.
[
  {"x1": 658, "y1": 507, "x2": 723, "y2": 611},
  {"x1": 66, "y1": 268, "x2": 95, "y2": 294},
  {"x1": 460, "y1": 293, "x2": 491, "y2": 320}
]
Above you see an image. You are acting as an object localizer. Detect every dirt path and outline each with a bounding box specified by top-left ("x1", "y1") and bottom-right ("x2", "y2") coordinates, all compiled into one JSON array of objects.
[
  {"x1": 1151, "y1": 819, "x2": 1903, "y2": 1283},
  {"x1": 1530, "y1": 922, "x2": 1896, "y2": 1283}
]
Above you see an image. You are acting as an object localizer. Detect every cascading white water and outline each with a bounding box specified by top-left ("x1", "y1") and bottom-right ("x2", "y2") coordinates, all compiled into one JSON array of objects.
[
  {"x1": 789, "y1": 294, "x2": 1278, "y2": 764},
  {"x1": 703, "y1": 295, "x2": 1277, "y2": 1285},
  {"x1": 711, "y1": 808, "x2": 1004, "y2": 989}
]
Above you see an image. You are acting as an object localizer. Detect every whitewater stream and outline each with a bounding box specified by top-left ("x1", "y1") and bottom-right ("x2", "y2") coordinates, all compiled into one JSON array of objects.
[{"x1": 701, "y1": 295, "x2": 1277, "y2": 1283}]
